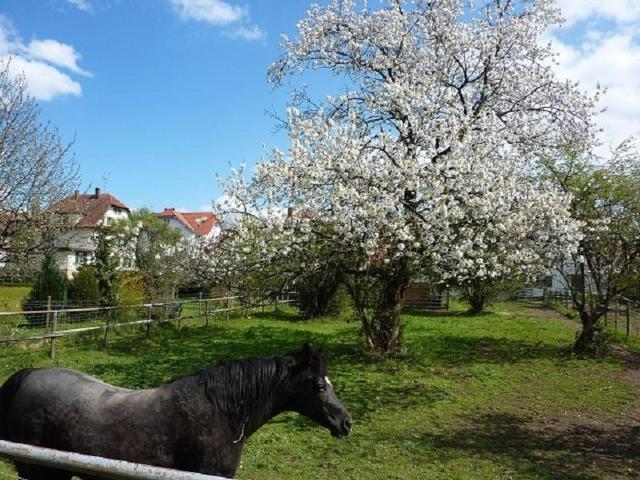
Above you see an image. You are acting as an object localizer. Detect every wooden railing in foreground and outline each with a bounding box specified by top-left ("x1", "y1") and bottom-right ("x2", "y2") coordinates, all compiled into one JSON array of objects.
[{"x1": 0, "y1": 440, "x2": 229, "y2": 480}]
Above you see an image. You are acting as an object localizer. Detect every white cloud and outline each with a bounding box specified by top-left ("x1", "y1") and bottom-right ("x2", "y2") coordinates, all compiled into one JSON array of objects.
[
  {"x1": 7, "y1": 56, "x2": 82, "y2": 100},
  {"x1": 64, "y1": 0, "x2": 93, "y2": 12},
  {"x1": 556, "y1": 0, "x2": 640, "y2": 27},
  {"x1": 550, "y1": 27, "x2": 640, "y2": 152},
  {"x1": 0, "y1": 16, "x2": 89, "y2": 101},
  {"x1": 170, "y1": 0, "x2": 266, "y2": 41},
  {"x1": 26, "y1": 39, "x2": 91, "y2": 77},
  {"x1": 170, "y1": 0, "x2": 246, "y2": 25},
  {"x1": 224, "y1": 24, "x2": 266, "y2": 42}
]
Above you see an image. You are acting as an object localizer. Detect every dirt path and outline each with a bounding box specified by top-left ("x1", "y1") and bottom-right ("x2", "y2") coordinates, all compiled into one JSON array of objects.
[
  {"x1": 519, "y1": 301, "x2": 640, "y2": 377},
  {"x1": 514, "y1": 301, "x2": 640, "y2": 476},
  {"x1": 517, "y1": 301, "x2": 581, "y2": 332}
]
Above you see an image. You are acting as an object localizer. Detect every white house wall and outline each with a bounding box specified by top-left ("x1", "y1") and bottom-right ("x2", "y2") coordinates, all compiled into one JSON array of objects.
[
  {"x1": 54, "y1": 207, "x2": 130, "y2": 278},
  {"x1": 165, "y1": 218, "x2": 196, "y2": 238}
]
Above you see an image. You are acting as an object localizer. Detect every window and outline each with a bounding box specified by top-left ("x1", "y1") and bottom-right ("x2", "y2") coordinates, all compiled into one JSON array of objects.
[
  {"x1": 121, "y1": 257, "x2": 134, "y2": 269},
  {"x1": 75, "y1": 251, "x2": 90, "y2": 266}
]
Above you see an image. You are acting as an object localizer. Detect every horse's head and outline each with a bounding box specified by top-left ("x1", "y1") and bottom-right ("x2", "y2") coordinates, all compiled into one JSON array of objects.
[{"x1": 288, "y1": 343, "x2": 352, "y2": 438}]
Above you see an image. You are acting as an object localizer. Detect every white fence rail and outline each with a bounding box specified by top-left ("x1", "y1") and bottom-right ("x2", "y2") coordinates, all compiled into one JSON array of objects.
[{"x1": 0, "y1": 440, "x2": 229, "y2": 479}]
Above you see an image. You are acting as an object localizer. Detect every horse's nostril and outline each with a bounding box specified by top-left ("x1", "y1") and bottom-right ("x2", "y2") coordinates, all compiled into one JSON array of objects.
[{"x1": 343, "y1": 418, "x2": 352, "y2": 431}]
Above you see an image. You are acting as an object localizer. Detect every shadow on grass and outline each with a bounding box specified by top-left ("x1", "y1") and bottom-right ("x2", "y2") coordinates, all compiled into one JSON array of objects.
[
  {"x1": 403, "y1": 308, "x2": 497, "y2": 318},
  {"x1": 418, "y1": 413, "x2": 640, "y2": 480},
  {"x1": 406, "y1": 334, "x2": 574, "y2": 369},
  {"x1": 74, "y1": 321, "x2": 450, "y2": 422}
]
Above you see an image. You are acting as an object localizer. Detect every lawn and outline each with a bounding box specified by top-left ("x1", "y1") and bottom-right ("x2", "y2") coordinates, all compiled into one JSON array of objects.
[
  {"x1": 0, "y1": 285, "x2": 31, "y2": 311},
  {"x1": 0, "y1": 301, "x2": 637, "y2": 479}
]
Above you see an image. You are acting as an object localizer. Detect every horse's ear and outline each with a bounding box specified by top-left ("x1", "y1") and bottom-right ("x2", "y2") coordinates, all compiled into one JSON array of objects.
[{"x1": 300, "y1": 342, "x2": 312, "y2": 365}]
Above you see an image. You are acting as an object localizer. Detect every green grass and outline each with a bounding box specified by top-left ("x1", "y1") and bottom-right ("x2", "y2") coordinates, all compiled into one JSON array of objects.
[
  {"x1": 0, "y1": 302, "x2": 637, "y2": 479},
  {"x1": 0, "y1": 286, "x2": 30, "y2": 310}
]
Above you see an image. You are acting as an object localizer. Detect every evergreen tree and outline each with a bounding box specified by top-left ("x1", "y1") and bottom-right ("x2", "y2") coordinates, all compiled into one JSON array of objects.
[
  {"x1": 94, "y1": 230, "x2": 119, "y2": 305},
  {"x1": 68, "y1": 265, "x2": 100, "y2": 304},
  {"x1": 24, "y1": 251, "x2": 67, "y2": 304}
]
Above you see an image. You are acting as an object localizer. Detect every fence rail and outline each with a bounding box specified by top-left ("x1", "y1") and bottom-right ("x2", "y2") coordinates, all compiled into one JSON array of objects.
[
  {"x1": 603, "y1": 296, "x2": 640, "y2": 337},
  {"x1": 0, "y1": 293, "x2": 297, "y2": 359},
  {"x1": 0, "y1": 440, "x2": 229, "y2": 480}
]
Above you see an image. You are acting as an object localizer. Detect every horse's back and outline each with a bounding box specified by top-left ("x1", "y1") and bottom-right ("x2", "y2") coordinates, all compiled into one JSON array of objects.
[
  {"x1": 3, "y1": 368, "x2": 134, "y2": 421},
  {"x1": 0, "y1": 368, "x2": 38, "y2": 437},
  {"x1": 0, "y1": 367, "x2": 174, "y2": 460}
]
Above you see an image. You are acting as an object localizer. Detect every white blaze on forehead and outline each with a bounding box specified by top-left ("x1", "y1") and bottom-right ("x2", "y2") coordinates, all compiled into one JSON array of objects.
[{"x1": 324, "y1": 376, "x2": 333, "y2": 389}]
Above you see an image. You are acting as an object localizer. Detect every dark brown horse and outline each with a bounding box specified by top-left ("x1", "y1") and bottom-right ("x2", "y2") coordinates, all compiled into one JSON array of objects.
[{"x1": 0, "y1": 344, "x2": 351, "y2": 479}]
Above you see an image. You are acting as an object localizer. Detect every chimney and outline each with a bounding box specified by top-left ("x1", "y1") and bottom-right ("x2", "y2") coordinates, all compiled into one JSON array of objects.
[
  {"x1": 94, "y1": 187, "x2": 101, "y2": 198},
  {"x1": 74, "y1": 190, "x2": 79, "y2": 199}
]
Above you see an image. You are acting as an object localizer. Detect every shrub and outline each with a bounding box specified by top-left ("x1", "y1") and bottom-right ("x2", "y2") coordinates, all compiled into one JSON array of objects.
[
  {"x1": 296, "y1": 271, "x2": 344, "y2": 319},
  {"x1": 116, "y1": 272, "x2": 146, "y2": 322},
  {"x1": 116, "y1": 272, "x2": 146, "y2": 305},
  {"x1": 66, "y1": 265, "x2": 101, "y2": 323},
  {"x1": 22, "y1": 251, "x2": 68, "y2": 327},
  {"x1": 68, "y1": 266, "x2": 100, "y2": 304}
]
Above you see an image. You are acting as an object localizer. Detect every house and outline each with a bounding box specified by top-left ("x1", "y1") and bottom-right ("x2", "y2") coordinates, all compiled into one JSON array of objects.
[
  {"x1": 50, "y1": 188, "x2": 130, "y2": 278},
  {"x1": 155, "y1": 208, "x2": 219, "y2": 239}
]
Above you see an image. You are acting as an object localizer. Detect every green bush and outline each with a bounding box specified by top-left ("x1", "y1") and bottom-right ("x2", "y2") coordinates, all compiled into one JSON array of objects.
[
  {"x1": 68, "y1": 266, "x2": 100, "y2": 304},
  {"x1": 22, "y1": 251, "x2": 68, "y2": 327},
  {"x1": 116, "y1": 272, "x2": 146, "y2": 322},
  {"x1": 22, "y1": 252, "x2": 69, "y2": 310},
  {"x1": 296, "y1": 271, "x2": 344, "y2": 319},
  {"x1": 116, "y1": 272, "x2": 146, "y2": 305}
]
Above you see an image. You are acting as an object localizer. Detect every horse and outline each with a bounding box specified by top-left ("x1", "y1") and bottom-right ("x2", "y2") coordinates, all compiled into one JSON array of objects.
[{"x1": 0, "y1": 343, "x2": 352, "y2": 479}]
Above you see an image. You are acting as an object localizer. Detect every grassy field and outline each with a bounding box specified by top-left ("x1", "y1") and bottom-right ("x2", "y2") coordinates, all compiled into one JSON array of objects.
[
  {"x1": 0, "y1": 300, "x2": 637, "y2": 479},
  {"x1": 0, "y1": 286, "x2": 30, "y2": 311}
]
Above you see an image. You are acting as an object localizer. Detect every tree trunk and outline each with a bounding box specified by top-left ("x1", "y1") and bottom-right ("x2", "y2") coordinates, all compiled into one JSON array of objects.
[
  {"x1": 466, "y1": 281, "x2": 486, "y2": 314},
  {"x1": 368, "y1": 264, "x2": 410, "y2": 354},
  {"x1": 573, "y1": 309, "x2": 607, "y2": 356}
]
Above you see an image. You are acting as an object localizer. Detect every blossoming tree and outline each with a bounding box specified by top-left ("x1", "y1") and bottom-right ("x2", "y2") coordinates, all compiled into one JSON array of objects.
[
  {"x1": 543, "y1": 140, "x2": 640, "y2": 355},
  {"x1": 206, "y1": 0, "x2": 597, "y2": 353}
]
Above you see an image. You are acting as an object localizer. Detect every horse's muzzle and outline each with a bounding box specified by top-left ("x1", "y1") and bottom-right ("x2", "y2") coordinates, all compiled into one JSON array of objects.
[{"x1": 331, "y1": 416, "x2": 352, "y2": 438}]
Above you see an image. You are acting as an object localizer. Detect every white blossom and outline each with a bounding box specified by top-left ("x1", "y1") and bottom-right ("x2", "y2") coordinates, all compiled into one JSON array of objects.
[{"x1": 199, "y1": 0, "x2": 595, "y2": 286}]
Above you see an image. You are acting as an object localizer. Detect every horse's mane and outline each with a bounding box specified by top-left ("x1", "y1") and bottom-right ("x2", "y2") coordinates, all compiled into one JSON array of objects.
[{"x1": 196, "y1": 355, "x2": 296, "y2": 421}]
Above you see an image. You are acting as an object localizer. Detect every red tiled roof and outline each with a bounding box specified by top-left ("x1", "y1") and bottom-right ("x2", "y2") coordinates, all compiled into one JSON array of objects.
[
  {"x1": 50, "y1": 189, "x2": 130, "y2": 228},
  {"x1": 156, "y1": 209, "x2": 218, "y2": 236}
]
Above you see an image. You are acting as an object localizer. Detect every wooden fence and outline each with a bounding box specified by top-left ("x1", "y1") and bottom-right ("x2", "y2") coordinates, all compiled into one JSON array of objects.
[
  {"x1": 604, "y1": 296, "x2": 640, "y2": 337},
  {"x1": 0, "y1": 293, "x2": 297, "y2": 359},
  {"x1": 403, "y1": 284, "x2": 449, "y2": 310}
]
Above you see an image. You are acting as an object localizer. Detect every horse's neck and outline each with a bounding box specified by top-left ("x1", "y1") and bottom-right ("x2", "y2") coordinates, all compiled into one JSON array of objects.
[{"x1": 242, "y1": 378, "x2": 290, "y2": 439}]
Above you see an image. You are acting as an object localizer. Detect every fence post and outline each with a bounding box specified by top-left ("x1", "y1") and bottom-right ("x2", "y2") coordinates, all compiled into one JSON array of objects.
[
  {"x1": 626, "y1": 300, "x2": 631, "y2": 337},
  {"x1": 146, "y1": 305, "x2": 152, "y2": 337},
  {"x1": 226, "y1": 293, "x2": 231, "y2": 322},
  {"x1": 615, "y1": 301, "x2": 619, "y2": 332},
  {"x1": 49, "y1": 311, "x2": 58, "y2": 360},
  {"x1": 103, "y1": 307, "x2": 112, "y2": 346},
  {"x1": 204, "y1": 299, "x2": 209, "y2": 327},
  {"x1": 45, "y1": 296, "x2": 52, "y2": 330},
  {"x1": 275, "y1": 295, "x2": 279, "y2": 312}
]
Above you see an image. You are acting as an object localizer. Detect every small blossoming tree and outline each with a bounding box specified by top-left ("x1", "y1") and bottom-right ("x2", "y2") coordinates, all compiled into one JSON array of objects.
[
  {"x1": 543, "y1": 140, "x2": 640, "y2": 355},
  {"x1": 205, "y1": 0, "x2": 596, "y2": 353}
]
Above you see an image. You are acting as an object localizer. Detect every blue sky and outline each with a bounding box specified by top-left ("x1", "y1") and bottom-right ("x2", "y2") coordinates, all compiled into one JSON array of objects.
[{"x1": 1, "y1": 0, "x2": 639, "y2": 211}]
